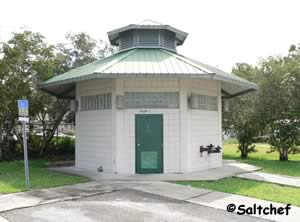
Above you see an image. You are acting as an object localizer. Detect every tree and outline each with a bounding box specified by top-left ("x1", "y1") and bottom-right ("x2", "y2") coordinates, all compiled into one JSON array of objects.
[
  {"x1": 223, "y1": 63, "x2": 260, "y2": 158},
  {"x1": 224, "y1": 45, "x2": 300, "y2": 161},
  {"x1": 0, "y1": 30, "x2": 116, "y2": 159},
  {"x1": 36, "y1": 32, "x2": 116, "y2": 156},
  {"x1": 257, "y1": 47, "x2": 300, "y2": 161},
  {"x1": 0, "y1": 30, "x2": 56, "y2": 159},
  {"x1": 268, "y1": 121, "x2": 299, "y2": 161},
  {"x1": 223, "y1": 94, "x2": 259, "y2": 158},
  {"x1": 57, "y1": 32, "x2": 115, "y2": 69}
]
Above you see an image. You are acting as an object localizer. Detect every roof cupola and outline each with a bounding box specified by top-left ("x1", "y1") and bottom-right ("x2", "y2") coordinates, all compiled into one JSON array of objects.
[{"x1": 107, "y1": 20, "x2": 188, "y2": 52}]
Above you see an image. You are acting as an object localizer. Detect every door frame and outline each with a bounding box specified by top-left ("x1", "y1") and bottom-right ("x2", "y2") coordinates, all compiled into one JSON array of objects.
[{"x1": 135, "y1": 114, "x2": 164, "y2": 174}]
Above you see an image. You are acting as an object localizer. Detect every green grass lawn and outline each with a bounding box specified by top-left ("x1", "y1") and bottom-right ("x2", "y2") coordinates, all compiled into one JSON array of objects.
[
  {"x1": 223, "y1": 143, "x2": 300, "y2": 177},
  {"x1": 0, "y1": 160, "x2": 89, "y2": 193},
  {"x1": 175, "y1": 143, "x2": 300, "y2": 206},
  {"x1": 177, "y1": 178, "x2": 300, "y2": 207}
]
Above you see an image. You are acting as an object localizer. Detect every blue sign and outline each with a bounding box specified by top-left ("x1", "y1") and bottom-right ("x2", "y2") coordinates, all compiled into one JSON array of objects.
[{"x1": 18, "y1": 100, "x2": 29, "y2": 109}]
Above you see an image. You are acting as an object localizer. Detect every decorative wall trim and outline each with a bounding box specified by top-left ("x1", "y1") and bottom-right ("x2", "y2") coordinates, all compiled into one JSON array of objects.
[{"x1": 125, "y1": 92, "x2": 179, "y2": 109}]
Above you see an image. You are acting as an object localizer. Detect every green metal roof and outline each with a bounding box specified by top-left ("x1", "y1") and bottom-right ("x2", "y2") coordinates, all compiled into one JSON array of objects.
[{"x1": 40, "y1": 48, "x2": 258, "y2": 98}]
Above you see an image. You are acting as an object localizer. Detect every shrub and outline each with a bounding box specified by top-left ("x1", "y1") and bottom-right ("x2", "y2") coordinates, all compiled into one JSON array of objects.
[
  {"x1": 29, "y1": 135, "x2": 44, "y2": 156},
  {"x1": 28, "y1": 135, "x2": 75, "y2": 157},
  {"x1": 52, "y1": 137, "x2": 75, "y2": 155},
  {"x1": 268, "y1": 121, "x2": 300, "y2": 161}
]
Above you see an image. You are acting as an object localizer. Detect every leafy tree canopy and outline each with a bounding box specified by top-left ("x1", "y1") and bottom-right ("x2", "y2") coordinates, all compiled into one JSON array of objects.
[
  {"x1": 224, "y1": 45, "x2": 300, "y2": 161},
  {"x1": 0, "y1": 30, "x2": 115, "y2": 160}
]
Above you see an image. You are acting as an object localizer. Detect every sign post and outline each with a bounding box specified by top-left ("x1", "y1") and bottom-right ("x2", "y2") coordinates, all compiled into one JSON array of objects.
[{"x1": 18, "y1": 100, "x2": 30, "y2": 190}]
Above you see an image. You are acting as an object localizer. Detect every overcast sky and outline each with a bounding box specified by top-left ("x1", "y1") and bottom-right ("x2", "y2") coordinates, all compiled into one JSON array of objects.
[{"x1": 1, "y1": 0, "x2": 300, "y2": 72}]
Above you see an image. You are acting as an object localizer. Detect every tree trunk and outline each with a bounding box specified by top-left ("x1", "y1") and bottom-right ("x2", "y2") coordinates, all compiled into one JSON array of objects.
[
  {"x1": 279, "y1": 151, "x2": 288, "y2": 161},
  {"x1": 0, "y1": 143, "x2": 2, "y2": 161},
  {"x1": 241, "y1": 148, "x2": 248, "y2": 159},
  {"x1": 39, "y1": 109, "x2": 67, "y2": 156},
  {"x1": 0, "y1": 121, "x2": 2, "y2": 161},
  {"x1": 239, "y1": 143, "x2": 248, "y2": 159}
]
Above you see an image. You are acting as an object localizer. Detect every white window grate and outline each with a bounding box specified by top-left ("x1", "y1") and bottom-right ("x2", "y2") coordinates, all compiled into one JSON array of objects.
[
  {"x1": 125, "y1": 92, "x2": 179, "y2": 109},
  {"x1": 190, "y1": 94, "x2": 218, "y2": 111},
  {"x1": 80, "y1": 93, "x2": 112, "y2": 111}
]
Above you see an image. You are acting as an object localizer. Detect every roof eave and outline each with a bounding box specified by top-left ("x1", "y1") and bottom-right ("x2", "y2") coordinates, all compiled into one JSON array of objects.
[
  {"x1": 222, "y1": 88, "x2": 257, "y2": 99},
  {"x1": 39, "y1": 83, "x2": 76, "y2": 99},
  {"x1": 40, "y1": 73, "x2": 258, "y2": 100},
  {"x1": 40, "y1": 48, "x2": 258, "y2": 99},
  {"x1": 213, "y1": 75, "x2": 258, "y2": 90},
  {"x1": 39, "y1": 73, "x2": 215, "y2": 89}
]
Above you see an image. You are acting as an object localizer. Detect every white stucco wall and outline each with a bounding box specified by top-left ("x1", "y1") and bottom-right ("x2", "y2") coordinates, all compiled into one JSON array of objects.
[
  {"x1": 188, "y1": 80, "x2": 223, "y2": 171},
  {"x1": 75, "y1": 78, "x2": 222, "y2": 174},
  {"x1": 75, "y1": 79, "x2": 113, "y2": 172}
]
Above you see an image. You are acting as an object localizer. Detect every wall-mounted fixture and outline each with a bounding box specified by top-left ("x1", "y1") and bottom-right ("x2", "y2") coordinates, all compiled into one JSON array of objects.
[
  {"x1": 200, "y1": 144, "x2": 222, "y2": 156},
  {"x1": 223, "y1": 99, "x2": 230, "y2": 112},
  {"x1": 97, "y1": 166, "x2": 103, "y2": 172},
  {"x1": 69, "y1": 100, "x2": 78, "y2": 112},
  {"x1": 188, "y1": 95, "x2": 198, "y2": 109}
]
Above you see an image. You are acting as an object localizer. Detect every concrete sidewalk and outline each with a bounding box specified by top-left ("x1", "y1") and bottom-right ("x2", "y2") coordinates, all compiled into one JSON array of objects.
[
  {"x1": 237, "y1": 172, "x2": 300, "y2": 188},
  {"x1": 50, "y1": 160, "x2": 260, "y2": 181},
  {"x1": 0, "y1": 181, "x2": 150, "y2": 212},
  {"x1": 1, "y1": 181, "x2": 299, "y2": 221},
  {"x1": 133, "y1": 182, "x2": 300, "y2": 222}
]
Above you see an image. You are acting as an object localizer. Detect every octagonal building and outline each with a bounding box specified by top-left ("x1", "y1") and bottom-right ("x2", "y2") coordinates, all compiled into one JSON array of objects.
[{"x1": 40, "y1": 21, "x2": 257, "y2": 174}]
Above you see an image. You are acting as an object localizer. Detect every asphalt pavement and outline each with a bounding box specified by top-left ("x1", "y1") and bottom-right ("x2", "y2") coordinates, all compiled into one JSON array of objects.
[{"x1": 1, "y1": 189, "x2": 267, "y2": 222}]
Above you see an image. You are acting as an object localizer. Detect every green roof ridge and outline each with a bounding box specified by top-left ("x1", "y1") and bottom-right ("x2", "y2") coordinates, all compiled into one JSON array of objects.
[{"x1": 94, "y1": 49, "x2": 137, "y2": 74}]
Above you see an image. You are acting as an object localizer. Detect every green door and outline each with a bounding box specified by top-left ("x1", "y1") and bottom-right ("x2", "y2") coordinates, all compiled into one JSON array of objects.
[{"x1": 135, "y1": 114, "x2": 163, "y2": 174}]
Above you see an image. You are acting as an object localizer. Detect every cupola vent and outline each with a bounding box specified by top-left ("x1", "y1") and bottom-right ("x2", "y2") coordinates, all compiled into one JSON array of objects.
[{"x1": 108, "y1": 20, "x2": 188, "y2": 52}]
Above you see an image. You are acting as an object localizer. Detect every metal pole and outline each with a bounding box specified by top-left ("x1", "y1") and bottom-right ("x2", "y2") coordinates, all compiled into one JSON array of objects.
[{"x1": 22, "y1": 121, "x2": 30, "y2": 189}]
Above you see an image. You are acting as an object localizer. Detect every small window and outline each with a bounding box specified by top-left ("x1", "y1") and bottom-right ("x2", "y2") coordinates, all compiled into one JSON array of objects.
[
  {"x1": 80, "y1": 93, "x2": 112, "y2": 111},
  {"x1": 191, "y1": 94, "x2": 218, "y2": 111}
]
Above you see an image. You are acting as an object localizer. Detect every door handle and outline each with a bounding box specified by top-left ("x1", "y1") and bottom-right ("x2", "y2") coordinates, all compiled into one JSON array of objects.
[{"x1": 137, "y1": 144, "x2": 140, "y2": 147}]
